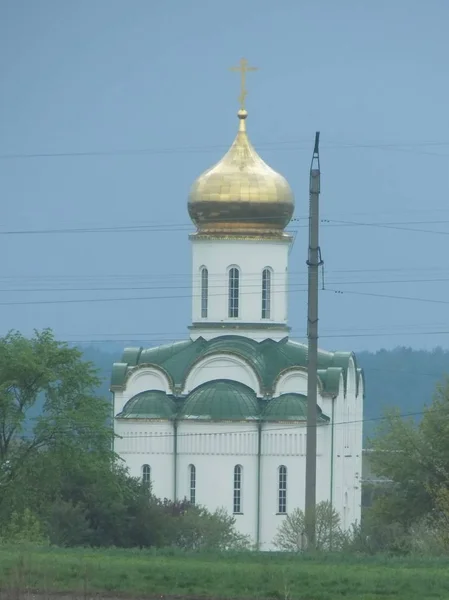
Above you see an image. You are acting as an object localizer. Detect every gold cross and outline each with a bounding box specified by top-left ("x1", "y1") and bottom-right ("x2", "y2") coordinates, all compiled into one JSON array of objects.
[{"x1": 229, "y1": 58, "x2": 258, "y2": 110}]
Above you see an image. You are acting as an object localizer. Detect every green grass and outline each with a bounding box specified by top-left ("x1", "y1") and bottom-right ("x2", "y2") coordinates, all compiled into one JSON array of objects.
[{"x1": 1, "y1": 546, "x2": 449, "y2": 600}]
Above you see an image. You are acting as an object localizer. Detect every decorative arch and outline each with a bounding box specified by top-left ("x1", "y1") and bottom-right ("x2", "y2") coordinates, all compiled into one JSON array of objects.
[
  {"x1": 227, "y1": 265, "x2": 240, "y2": 318},
  {"x1": 346, "y1": 356, "x2": 357, "y2": 396},
  {"x1": 125, "y1": 363, "x2": 173, "y2": 396},
  {"x1": 273, "y1": 366, "x2": 324, "y2": 398},
  {"x1": 182, "y1": 352, "x2": 263, "y2": 397}
]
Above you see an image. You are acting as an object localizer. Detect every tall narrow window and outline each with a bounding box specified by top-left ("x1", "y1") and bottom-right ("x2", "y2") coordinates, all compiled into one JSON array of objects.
[
  {"x1": 262, "y1": 268, "x2": 271, "y2": 319},
  {"x1": 278, "y1": 465, "x2": 287, "y2": 514},
  {"x1": 228, "y1": 267, "x2": 240, "y2": 318},
  {"x1": 142, "y1": 464, "x2": 151, "y2": 487},
  {"x1": 189, "y1": 464, "x2": 196, "y2": 505},
  {"x1": 201, "y1": 268, "x2": 208, "y2": 318},
  {"x1": 233, "y1": 465, "x2": 243, "y2": 514}
]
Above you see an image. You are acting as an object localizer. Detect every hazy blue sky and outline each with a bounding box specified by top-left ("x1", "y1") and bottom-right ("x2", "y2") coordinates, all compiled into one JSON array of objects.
[{"x1": 1, "y1": 0, "x2": 449, "y2": 353}]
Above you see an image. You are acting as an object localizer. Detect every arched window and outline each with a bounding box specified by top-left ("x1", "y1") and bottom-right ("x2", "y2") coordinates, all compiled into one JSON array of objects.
[
  {"x1": 228, "y1": 267, "x2": 240, "y2": 318},
  {"x1": 142, "y1": 464, "x2": 151, "y2": 487},
  {"x1": 278, "y1": 465, "x2": 287, "y2": 514},
  {"x1": 262, "y1": 268, "x2": 271, "y2": 319},
  {"x1": 201, "y1": 268, "x2": 208, "y2": 318},
  {"x1": 233, "y1": 465, "x2": 243, "y2": 514},
  {"x1": 189, "y1": 464, "x2": 196, "y2": 505}
]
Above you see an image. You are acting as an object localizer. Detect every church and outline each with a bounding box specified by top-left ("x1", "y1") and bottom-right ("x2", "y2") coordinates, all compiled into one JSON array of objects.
[{"x1": 111, "y1": 62, "x2": 364, "y2": 550}]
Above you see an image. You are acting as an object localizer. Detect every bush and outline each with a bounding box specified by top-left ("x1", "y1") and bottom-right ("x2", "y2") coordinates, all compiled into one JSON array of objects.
[{"x1": 273, "y1": 501, "x2": 343, "y2": 552}]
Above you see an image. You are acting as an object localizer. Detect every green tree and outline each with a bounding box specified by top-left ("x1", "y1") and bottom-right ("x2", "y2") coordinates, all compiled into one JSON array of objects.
[
  {"x1": 273, "y1": 501, "x2": 343, "y2": 552},
  {"x1": 369, "y1": 379, "x2": 449, "y2": 527},
  {"x1": 0, "y1": 329, "x2": 114, "y2": 494}
]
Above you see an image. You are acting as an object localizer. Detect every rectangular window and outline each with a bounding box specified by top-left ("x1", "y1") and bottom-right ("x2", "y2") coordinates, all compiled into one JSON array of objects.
[
  {"x1": 228, "y1": 268, "x2": 240, "y2": 318},
  {"x1": 278, "y1": 466, "x2": 287, "y2": 514},
  {"x1": 262, "y1": 269, "x2": 271, "y2": 319},
  {"x1": 201, "y1": 268, "x2": 208, "y2": 318},
  {"x1": 233, "y1": 465, "x2": 242, "y2": 513},
  {"x1": 189, "y1": 465, "x2": 196, "y2": 505}
]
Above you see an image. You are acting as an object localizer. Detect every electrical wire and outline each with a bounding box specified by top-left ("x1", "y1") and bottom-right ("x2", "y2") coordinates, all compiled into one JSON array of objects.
[
  {"x1": 2, "y1": 138, "x2": 449, "y2": 161},
  {"x1": 2, "y1": 217, "x2": 449, "y2": 236}
]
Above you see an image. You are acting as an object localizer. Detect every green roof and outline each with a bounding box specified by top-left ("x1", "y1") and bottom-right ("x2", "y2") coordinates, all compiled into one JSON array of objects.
[
  {"x1": 115, "y1": 384, "x2": 330, "y2": 423},
  {"x1": 118, "y1": 390, "x2": 177, "y2": 419},
  {"x1": 180, "y1": 380, "x2": 259, "y2": 421},
  {"x1": 111, "y1": 335, "x2": 362, "y2": 398},
  {"x1": 262, "y1": 393, "x2": 330, "y2": 422}
]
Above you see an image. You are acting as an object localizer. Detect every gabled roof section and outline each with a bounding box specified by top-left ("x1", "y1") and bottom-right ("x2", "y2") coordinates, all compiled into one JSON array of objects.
[{"x1": 110, "y1": 335, "x2": 362, "y2": 398}]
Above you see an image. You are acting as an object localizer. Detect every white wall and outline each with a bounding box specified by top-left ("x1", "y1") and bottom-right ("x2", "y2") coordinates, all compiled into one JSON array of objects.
[
  {"x1": 177, "y1": 421, "x2": 259, "y2": 542},
  {"x1": 114, "y1": 419, "x2": 175, "y2": 501},
  {"x1": 260, "y1": 423, "x2": 330, "y2": 549},
  {"x1": 190, "y1": 237, "x2": 291, "y2": 340},
  {"x1": 331, "y1": 358, "x2": 363, "y2": 531},
  {"x1": 113, "y1": 357, "x2": 363, "y2": 549}
]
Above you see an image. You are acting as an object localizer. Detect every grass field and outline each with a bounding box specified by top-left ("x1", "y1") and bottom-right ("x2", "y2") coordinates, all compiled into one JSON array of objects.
[{"x1": 1, "y1": 546, "x2": 449, "y2": 600}]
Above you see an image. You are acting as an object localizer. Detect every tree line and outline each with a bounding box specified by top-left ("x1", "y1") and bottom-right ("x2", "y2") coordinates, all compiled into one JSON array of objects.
[{"x1": 1, "y1": 329, "x2": 449, "y2": 554}]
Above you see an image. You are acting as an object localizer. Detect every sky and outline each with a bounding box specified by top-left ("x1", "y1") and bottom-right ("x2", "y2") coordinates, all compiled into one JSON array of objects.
[{"x1": 1, "y1": 0, "x2": 449, "y2": 354}]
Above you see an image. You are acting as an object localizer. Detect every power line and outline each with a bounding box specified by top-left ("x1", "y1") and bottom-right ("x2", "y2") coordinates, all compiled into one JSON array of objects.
[
  {"x1": 2, "y1": 138, "x2": 449, "y2": 161},
  {"x1": 2, "y1": 217, "x2": 449, "y2": 237},
  {"x1": 2, "y1": 275, "x2": 449, "y2": 293},
  {"x1": 0, "y1": 285, "x2": 308, "y2": 306},
  {"x1": 1, "y1": 265, "x2": 449, "y2": 283},
  {"x1": 326, "y1": 287, "x2": 449, "y2": 306}
]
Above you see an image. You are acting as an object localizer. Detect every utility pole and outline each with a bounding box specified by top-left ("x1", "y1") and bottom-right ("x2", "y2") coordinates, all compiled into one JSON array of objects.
[{"x1": 305, "y1": 132, "x2": 321, "y2": 550}]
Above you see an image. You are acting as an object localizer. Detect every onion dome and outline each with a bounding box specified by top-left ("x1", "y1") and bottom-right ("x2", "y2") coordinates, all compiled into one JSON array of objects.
[
  {"x1": 188, "y1": 109, "x2": 294, "y2": 235},
  {"x1": 180, "y1": 379, "x2": 259, "y2": 421}
]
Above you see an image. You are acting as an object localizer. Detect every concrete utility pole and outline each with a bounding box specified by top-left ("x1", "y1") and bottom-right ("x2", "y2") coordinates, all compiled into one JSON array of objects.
[{"x1": 305, "y1": 132, "x2": 321, "y2": 550}]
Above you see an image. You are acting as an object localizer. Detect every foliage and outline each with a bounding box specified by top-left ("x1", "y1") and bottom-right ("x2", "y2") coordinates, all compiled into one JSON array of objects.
[
  {"x1": 1, "y1": 546, "x2": 449, "y2": 599},
  {"x1": 368, "y1": 380, "x2": 449, "y2": 527},
  {"x1": 0, "y1": 508, "x2": 47, "y2": 545},
  {"x1": 273, "y1": 501, "x2": 343, "y2": 552},
  {"x1": 0, "y1": 329, "x2": 114, "y2": 493},
  {"x1": 161, "y1": 503, "x2": 251, "y2": 551}
]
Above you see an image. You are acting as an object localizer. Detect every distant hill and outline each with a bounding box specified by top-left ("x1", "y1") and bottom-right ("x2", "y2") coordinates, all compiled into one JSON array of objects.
[{"x1": 78, "y1": 343, "x2": 449, "y2": 443}]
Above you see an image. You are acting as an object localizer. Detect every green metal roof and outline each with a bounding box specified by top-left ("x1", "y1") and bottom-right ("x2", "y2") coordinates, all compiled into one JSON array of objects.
[
  {"x1": 110, "y1": 335, "x2": 362, "y2": 398},
  {"x1": 118, "y1": 390, "x2": 177, "y2": 419},
  {"x1": 263, "y1": 393, "x2": 330, "y2": 422},
  {"x1": 179, "y1": 379, "x2": 260, "y2": 421}
]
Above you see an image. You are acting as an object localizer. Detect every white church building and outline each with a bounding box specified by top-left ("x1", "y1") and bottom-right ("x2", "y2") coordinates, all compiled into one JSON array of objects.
[{"x1": 111, "y1": 88, "x2": 364, "y2": 550}]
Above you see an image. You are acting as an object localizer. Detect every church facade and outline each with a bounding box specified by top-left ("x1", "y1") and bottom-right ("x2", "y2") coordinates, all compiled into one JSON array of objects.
[{"x1": 111, "y1": 90, "x2": 364, "y2": 550}]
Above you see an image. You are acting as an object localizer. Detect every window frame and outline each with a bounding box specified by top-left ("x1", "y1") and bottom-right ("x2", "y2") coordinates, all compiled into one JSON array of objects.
[
  {"x1": 278, "y1": 465, "x2": 287, "y2": 514},
  {"x1": 261, "y1": 268, "x2": 272, "y2": 319},
  {"x1": 228, "y1": 267, "x2": 240, "y2": 318},
  {"x1": 233, "y1": 464, "x2": 243, "y2": 514},
  {"x1": 200, "y1": 267, "x2": 208, "y2": 318},
  {"x1": 142, "y1": 464, "x2": 151, "y2": 487},
  {"x1": 189, "y1": 464, "x2": 196, "y2": 505}
]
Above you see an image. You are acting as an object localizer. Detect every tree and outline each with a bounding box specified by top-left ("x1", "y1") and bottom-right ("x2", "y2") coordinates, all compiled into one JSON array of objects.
[
  {"x1": 368, "y1": 379, "x2": 449, "y2": 527},
  {"x1": 166, "y1": 504, "x2": 251, "y2": 551},
  {"x1": 273, "y1": 501, "x2": 343, "y2": 552},
  {"x1": 0, "y1": 329, "x2": 114, "y2": 495}
]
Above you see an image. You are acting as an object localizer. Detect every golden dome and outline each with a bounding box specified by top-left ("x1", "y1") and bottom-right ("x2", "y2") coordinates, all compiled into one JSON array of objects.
[{"x1": 188, "y1": 109, "x2": 294, "y2": 235}]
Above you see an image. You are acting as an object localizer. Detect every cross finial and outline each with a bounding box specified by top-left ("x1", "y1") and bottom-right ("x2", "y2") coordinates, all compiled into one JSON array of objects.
[{"x1": 229, "y1": 58, "x2": 258, "y2": 111}]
